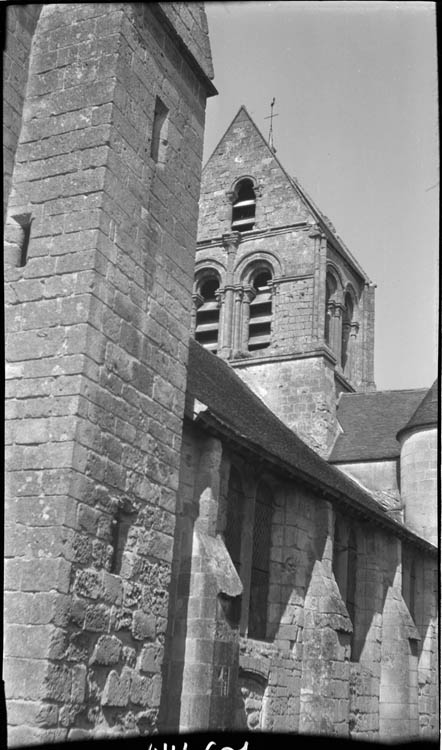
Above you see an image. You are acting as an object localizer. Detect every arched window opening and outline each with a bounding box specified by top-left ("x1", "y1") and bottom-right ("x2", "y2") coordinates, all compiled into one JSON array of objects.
[
  {"x1": 248, "y1": 270, "x2": 272, "y2": 352},
  {"x1": 223, "y1": 467, "x2": 246, "y2": 627},
  {"x1": 195, "y1": 276, "x2": 220, "y2": 352},
  {"x1": 232, "y1": 179, "x2": 256, "y2": 232},
  {"x1": 150, "y1": 96, "x2": 169, "y2": 166},
  {"x1": 324, "y1": 272, "x2": 337, "y2": 346},
  {"x1": 341, "y1": 292, "x2": 354, "y2": 371},
  {"x1": 248, "y1": 481, "x2": 273, "y2": 640}
]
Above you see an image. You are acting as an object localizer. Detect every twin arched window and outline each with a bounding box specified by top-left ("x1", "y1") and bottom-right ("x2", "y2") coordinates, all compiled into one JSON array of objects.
[
  {"x1": 193, "y1": 263, "x2": 273, "y2": 356},
  {"x1": 325, "y1": 269, "x2": 358, "y2": 379}
]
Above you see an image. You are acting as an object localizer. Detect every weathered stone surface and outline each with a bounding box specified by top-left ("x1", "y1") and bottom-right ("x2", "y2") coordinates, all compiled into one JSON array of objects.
[
  {"x1": 101, "y1": 667, "x2": 132, "y2": 707},
  {"x1": 4, "y1": 1, "x2": 213, "y2": 742},
  {"x1": 3, "y1": 0, "x2": 438, "y2": 745},
  {"x1": 131, "y1": 611, "x2": 156, "y2": 641},
  {"x1": 90, "y1": 635, "x2": 122, "y2": 666}
]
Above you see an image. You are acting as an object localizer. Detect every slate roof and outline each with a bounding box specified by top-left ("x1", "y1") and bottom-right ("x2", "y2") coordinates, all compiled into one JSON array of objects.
[
  {"x1": 185, "y1": 339, "x2": 435, "y2": 551},
  {"x1": 397, "y1": 379, "x2": 438, "y2": 439},
  {"x1": 329, "y1": 389, "x2": 428, "y2": 463}
]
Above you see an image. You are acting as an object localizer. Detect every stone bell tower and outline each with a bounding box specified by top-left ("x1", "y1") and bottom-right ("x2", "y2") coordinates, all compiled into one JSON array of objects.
[{"x1": 194, "y1": 106, "x2": 376, "y2": 457}]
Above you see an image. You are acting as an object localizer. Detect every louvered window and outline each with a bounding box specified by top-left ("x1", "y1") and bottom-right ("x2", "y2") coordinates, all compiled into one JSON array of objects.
[
  {"x1": 195, "y1": 277, "x2": 220, "y2": 352},
  {"x1": 231, "y1": 179, "x2": 256, "y2": 232},
  {"x1": 248, "y1": 482, "x2": 273, "y2": 640},
  {"x1": 248, "y1": 271, "x2": 272, "y2": 351},
  {"x1": 341, "y1": 292, "x2": 353, "y2": 371},
  {"x1": 325, "y1": 272, "x2": 337, "y2": 347}
]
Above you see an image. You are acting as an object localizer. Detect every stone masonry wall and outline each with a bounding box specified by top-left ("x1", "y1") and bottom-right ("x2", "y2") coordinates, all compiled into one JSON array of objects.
[
  {"x1": 233, "y1": 356, "x2": 339, "y2": 458},
  {"x1": 4, "y1": 3, "x2": 212, "y2": 744},
  {"x1": 3, "y1": 4, "x2": 42, "y2": 218},
  {"x1": 400, "y1": 428, "x2": 438, "y2": 545},
  {"x1": 198, "y1": 106, "x2": 314, "y2": 242},
  {"x1": 167, "y1": 423, "x2": 438, "y2": 738}
]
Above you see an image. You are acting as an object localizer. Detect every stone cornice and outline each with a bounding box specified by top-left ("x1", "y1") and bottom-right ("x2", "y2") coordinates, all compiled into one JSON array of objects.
[
  {"x1": 272, "y1": 273, "x2": 314, "y2": 284},
  {"x1": 197, "y1": 222, "x2": 310, "y2": 250},
  {"x1": 229, "y1": 345, "x2": 339, "y2": 369}
]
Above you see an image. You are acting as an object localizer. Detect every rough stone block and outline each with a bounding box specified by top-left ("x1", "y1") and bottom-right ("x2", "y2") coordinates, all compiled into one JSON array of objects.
[
  {"x1": 90, "y1": 635, "x2": 122, "y2": 665},
  {"x1": 131, "y1": 610, "x2": 156, "y2": 641},
  {"x1": 101, "y1": 666, "x2": 132, "y2": 707}
]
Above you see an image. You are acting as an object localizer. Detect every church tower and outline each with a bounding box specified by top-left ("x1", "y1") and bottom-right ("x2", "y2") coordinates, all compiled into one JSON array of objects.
[{"x1": 195, "y1": 106, "x2": 376, "y2": 456}]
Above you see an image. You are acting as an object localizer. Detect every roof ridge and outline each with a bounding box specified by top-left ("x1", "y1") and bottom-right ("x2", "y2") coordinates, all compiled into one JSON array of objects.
[{"x1": 340, "y1": 387, "x2": 427, "y2": 397}]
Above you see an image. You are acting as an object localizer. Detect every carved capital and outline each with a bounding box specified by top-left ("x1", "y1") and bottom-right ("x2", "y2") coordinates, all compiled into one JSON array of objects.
[
  {"x1": 333, "y1": 303, "x2": 345, "y2": 319},
  {"x1": 350, "y1": 321, "x2": 360, "y2": 337},
  {"x1": 215, "y1": 288, "x2": 225, "y2": 305},
  {"x1": 222, "y1": 231, "x2": 242, "y2": 250},
  {"x1": 268, "y1": 279, "x2": 280, "y2": 296},
  {"x1": 242, "y1": 285, "x2": 256, "y2": 303},
  {"x1": 234, "y1": 286, "x2": 244, "y2": 302},
  {"x1": 192, "y1": 293, "x2": 204, "y2": 309},
  {"x1": 308, "y1": 223, "x2": 324, "y2": 239}
]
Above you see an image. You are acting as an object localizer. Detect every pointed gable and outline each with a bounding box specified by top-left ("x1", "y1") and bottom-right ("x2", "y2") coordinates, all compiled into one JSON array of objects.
[{"x1": 198, "y1": 106, "x2": 315, "y2": 241}]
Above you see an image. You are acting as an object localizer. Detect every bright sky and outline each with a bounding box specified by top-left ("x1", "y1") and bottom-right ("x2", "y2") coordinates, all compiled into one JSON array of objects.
[{"x1": 203, "y1": 1, "x2": 439, "y2": 391}]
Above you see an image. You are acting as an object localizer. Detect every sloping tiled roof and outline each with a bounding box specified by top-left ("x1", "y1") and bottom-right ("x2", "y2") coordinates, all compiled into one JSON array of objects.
[
  {"x1": 329, "y1": 389, "x2": 427, "y2": 463},
  {"x1": 185, "y1": 340, "x2": 435, "y2": 551},
  {"x1": 397, "y1": 379, "x2": 438, "y2": 439}
]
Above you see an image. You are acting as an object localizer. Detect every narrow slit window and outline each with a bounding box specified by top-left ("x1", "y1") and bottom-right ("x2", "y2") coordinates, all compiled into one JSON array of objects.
[
  {"x1": 110, "y1": 507, "x2": 136, "y2": 575},
  {"x1": 248, "y1": 481, "x2": 273, "y2": 640},
  {"x1": 232, "y1": 179, "x2": 256, "y2": 232},
  {"x1": 19, "y1": 219, "x2": 32, "y2": 267},
  {"x1": 248, "y1": 270, "x2": 272, "y2": 351},
  {"x1": 10, "y1": 213, "x2": 33, "y2": 268},
  {"x1": 333, "y1": 518, "x2": 357, "y2": 657},
  {"x1": 223, "y1": 467, "x2": 245, "y2": 627},
  {"x1": 402, "y1": 546, "x2": 417, "y2": 622},
  {"x1": 195, "y1": 277, "x2": 220, "y2": 352},
  {"x1": 151, "y1": 96, "x2": 169, "y2": 165}
]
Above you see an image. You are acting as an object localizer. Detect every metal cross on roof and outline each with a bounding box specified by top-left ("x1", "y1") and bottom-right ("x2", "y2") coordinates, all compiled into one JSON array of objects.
[{"x1": 265, "y1": 97, "x2": 279, "y2": 153}]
